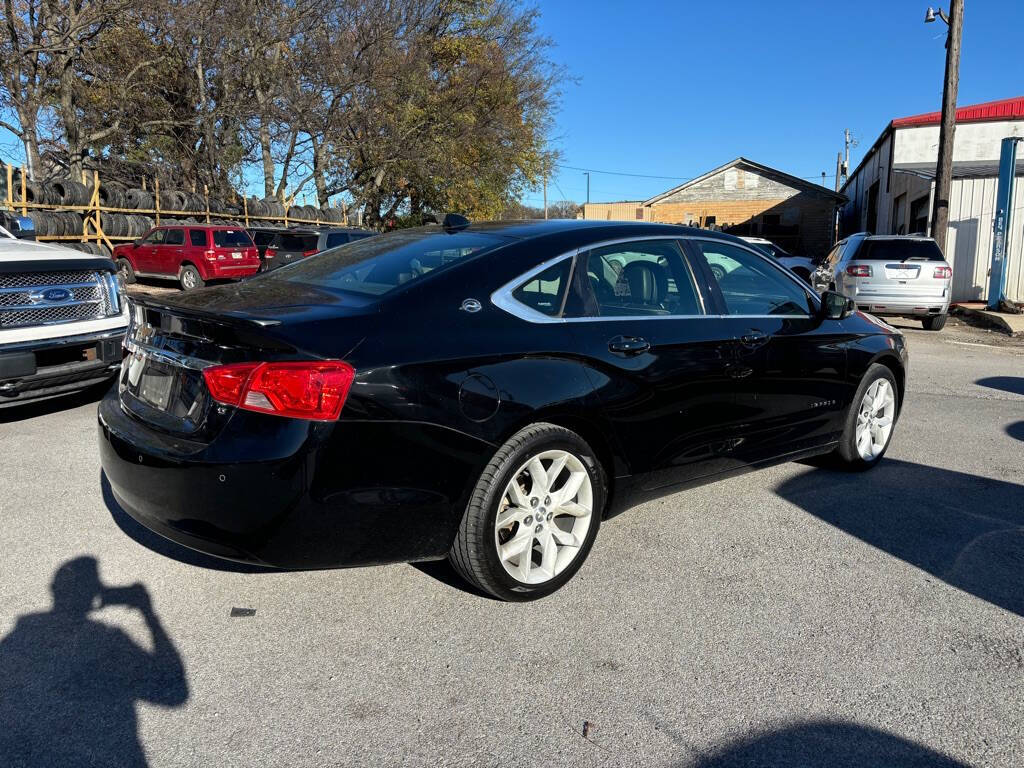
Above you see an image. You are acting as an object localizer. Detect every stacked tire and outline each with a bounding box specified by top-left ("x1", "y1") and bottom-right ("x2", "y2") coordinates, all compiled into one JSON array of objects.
[{"x1": 27, "y1": 210, "x2": 84, "y2": 237}]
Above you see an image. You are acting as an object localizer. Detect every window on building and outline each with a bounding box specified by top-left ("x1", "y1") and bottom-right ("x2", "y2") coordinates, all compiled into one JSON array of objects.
[
  {"x1": 635, "y1": 207, "x2": 644, "y2": 220},
  {"x1": 892, "y1": 194, "x2": 907, "y2": 235},
  {"x1": 866, "y1": 180, "x2": 880, "y2": 234},
  {"x1": 762, "y1": 214, "x2": 781, "y2": 228},
  {"x1": 909, "y1": 195, "x2": 929, "y2": 235},
  {"x1": 703, "y1": 215, "x2": 716, "y2": 228}
]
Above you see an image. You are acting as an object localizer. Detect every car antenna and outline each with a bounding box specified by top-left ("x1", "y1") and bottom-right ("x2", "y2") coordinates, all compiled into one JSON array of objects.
[{"x1": 442, "y1": 213, "x2": 470, "y2": 234}]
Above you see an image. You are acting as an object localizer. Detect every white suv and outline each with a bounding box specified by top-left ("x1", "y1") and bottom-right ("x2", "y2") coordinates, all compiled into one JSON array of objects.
[
  {"x1": 0, "y1": 225, "x2": 127, "y2": 405},
  {"x1": 739, "y1": 237, "x2": 816, "y2": 283}
]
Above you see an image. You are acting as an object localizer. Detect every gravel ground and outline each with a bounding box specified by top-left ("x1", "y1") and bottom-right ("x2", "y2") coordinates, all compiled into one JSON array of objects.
[{"x1": 0, "y1": 322, "x2": 1021, "y2": 767}]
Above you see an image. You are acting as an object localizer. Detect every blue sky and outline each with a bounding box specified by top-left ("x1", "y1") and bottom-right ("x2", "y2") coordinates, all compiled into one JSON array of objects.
[{"x1": 527, "y1": 0, "x2": 1024, "y2": 207}]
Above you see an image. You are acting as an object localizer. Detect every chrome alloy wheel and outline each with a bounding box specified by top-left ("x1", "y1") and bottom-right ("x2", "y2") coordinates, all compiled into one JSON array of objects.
[
  {"x1": 855, "y1": 378, "x2": 896, "y2": 460},
  {"x1": 494, "y1": 449, "x2": 594, "y2": 585}
]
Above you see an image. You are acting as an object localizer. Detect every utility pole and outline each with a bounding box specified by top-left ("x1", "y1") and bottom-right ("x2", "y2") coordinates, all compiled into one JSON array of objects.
[
  {"x1": 834, "y1": 152, "x2": 843, "y2": 193},
  {"x1": 583, "y1": 172, "x2": 590, "y2": 204},
  {"x1": 925, "y1": 1, "x2": 964, "y2": 255}
]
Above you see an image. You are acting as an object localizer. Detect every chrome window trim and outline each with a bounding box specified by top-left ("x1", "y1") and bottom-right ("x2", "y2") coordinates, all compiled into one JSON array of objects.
[{"x1": 492, "y1": 234, "x2": 822, "y2": 325}]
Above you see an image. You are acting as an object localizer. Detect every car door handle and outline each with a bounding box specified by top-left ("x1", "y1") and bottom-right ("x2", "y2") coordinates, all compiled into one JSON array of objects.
[
  {"x1": 608, "y1": 335, "x2": 650, "y2": 356},
  {"x1": 740, "y1": 330, "x2": 769, "y2": 347}
]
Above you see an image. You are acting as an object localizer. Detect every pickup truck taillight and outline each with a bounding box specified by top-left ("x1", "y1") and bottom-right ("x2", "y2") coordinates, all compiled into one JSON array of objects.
[
  {"x1": 933, "y1": 266, "x2": 952, "y2": 279},
  {"x1": 203, "y1": 361, "x2": 355, "y2": 421},
  {"x1": 846, "y1": 264, "x2": 872, "y2": 277}
]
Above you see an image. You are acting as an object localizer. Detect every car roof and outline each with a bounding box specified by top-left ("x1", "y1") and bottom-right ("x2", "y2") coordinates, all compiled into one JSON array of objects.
[{"x1": 160, "y1": 224, "x2": 247, "y2": 230}]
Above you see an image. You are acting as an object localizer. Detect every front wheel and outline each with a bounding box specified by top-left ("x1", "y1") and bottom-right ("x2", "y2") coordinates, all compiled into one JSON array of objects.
[
  {"x1": 179, "y1": 264, "x2": 204, "y2": 291},
  {"x1": 449, "y1": 423, "x2": 605, "y2": 601},
  {"x1": 922, "y1": 314, "x2": 947, "y2": 331},
  {"x1": 116, "y1": 258, "x2": 136, "y2": 285},
  {"x1": 835, "y1": 363, "x2": 899, "y2": 470}
]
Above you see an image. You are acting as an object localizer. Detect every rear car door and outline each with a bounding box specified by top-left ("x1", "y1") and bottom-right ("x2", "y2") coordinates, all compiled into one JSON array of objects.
[
  {"x1": 564, "y1": 237, "x2": 741, "y2": 489},
  {"x1": 161, "y1": 228, "x2": 186, "y2": 275},
  {"x1": 687, "y1": 238, "x2": 849, "y2": 463}
]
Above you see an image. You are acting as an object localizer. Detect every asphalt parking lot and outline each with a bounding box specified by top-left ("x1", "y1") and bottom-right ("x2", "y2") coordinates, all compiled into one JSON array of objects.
[{"x1": 1, "y1": 320, "x2": 1022, "y2": 767}]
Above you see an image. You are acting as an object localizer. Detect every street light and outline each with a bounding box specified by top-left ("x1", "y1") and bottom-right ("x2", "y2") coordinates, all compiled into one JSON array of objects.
[{"x1": 923, "y1": 2, "x2": 963, "y2": 256}]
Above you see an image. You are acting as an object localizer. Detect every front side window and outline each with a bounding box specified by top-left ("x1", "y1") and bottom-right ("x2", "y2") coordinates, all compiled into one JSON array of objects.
[
  {"x1": 164, "y1": 228, "x2": 185, "y2": 246},
  {"x1": 695, "y1": 241, "x2": 811, "y2": 316},
  {"x1": 263, "y1": 229, "x2": 508, "y2": 297},
  {"x1": 511, "y1": 258, "x2": 572, "y2": 316},
  {"x1": 573, "y1": 239, "x2": 703, "y2": 317},
  {"x1": 143, "y1": 229, "x2": 166, "y2": 245}
]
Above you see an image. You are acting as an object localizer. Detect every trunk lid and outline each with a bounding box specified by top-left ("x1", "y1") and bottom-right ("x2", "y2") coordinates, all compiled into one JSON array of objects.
[{"x1": 119, "y1": 281, "x2": 375, "y2": 438}]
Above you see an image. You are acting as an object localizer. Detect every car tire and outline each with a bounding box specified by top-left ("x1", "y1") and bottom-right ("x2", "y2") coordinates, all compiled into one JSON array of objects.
[
  {"x1": 835, "y1": 363, "x2": 899, "y2": 471},
  {"x1": 449, "y1": 422, "x2": 606, "y2": 601},
  {"x1": 116, "y1": 258, "x2": 136, "y2": 285},
  {"x1": 179, "y1": 264, "x2": 204, "y2": 291},
  {"x1": 710, "y1": 264, "x2": 726, "y2": 282},
  {"x1": 922, "y1": 314, "x2": 947, "y2": 331}
]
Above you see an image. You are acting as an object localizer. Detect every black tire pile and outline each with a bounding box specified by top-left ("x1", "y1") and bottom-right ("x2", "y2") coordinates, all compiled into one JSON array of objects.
[{"x1": 62, "y1": 242, "x2": 112, "y2": 258}]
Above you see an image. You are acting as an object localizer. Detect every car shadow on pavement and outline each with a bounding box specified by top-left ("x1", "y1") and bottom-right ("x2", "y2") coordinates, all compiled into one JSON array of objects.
[
  {"x1": 776, "y1": 459, "x2": 1024, "y2": 617},
  {"x1": 686, "y1": 720, "x2": 968, "y2": 767},
  {"x1": 1006, "y1": 421, "x2": 1024, "y2": 443},
  {"x1": 975, "y1": 375, "x2": 1024, "y2": 396},
  {"x1": 410, "y1": 559, "x2": 496, "y2": 600},
  {"x1": 0, "y1": 382, "x2": 108, "y2": 424},
  {"x1": 0, "y1": 556, "x2": 187, "y2": 767},
  {"x1": 101, "y1": 471, "x2": 276, "y2": 573}
]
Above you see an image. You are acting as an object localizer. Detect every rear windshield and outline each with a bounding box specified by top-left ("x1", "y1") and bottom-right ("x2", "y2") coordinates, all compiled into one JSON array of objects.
[
  {"x1": 274, "y1": 233, "x2": 319, "y2": 251},
  {"x1": 213, "y1": 229, "x2": 254, "y2": 247},
  {"x1": 250, "y1": 230, "x2": 278, "y2": 246},
  {"x1": 856, "y1": 239, "x2": 944, "y2": 261},
  {"x1": 262, "y1": 229, "x2": 507, "y2": 297}
]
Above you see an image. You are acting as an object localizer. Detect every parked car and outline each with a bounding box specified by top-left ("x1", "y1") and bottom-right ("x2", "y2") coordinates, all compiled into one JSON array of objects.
[
  {"x1": 99, "y1": 219, "x2": 907, "y2": 600},
  {"x1": 247, "y1": 226, "x2": 286, "y2": 269},
  {"x1": 112, "y1": 225, "x2": 260, "y2": 290},
  {"x1": 811, "y1": 233, "x2": 951, "y2": 330},
  {"x1": 1, "y1": 225, "x2": 126, "y2": 405},
  {"x1": 260, "y1": 227, "x2": 376, "y2": 271},
  {"x1": 740, "y1": 236, "x2": 816, "y2": 282}
]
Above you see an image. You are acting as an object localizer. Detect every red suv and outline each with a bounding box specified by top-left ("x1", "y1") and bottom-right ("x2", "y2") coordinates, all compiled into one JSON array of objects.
[{"x1": 113, "y1": 225, "x2": 261, "y2": 290}]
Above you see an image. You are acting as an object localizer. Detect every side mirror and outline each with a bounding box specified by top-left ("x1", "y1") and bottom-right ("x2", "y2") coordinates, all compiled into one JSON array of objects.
[
  {"x1": 820, "y1": 290, "x2": 855, "y2": 320},
  {"x1": 132, "y1": 239, "x2": 141, "y2": 247}
]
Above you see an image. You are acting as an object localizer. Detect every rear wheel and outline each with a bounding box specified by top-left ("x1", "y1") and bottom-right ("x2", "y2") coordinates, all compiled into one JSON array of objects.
[
  {"x1": 179, "y1": 264, "x2": 204, "y2": 291},
  {"x1": 709, "y1": 264, "x2": 727, "y2": 282},
  {"x1": 116, "y1": 258, "x2": 136, "y2": 285},
  {"x1": 449, "y1": 423, "x2": 605, "y2": 601},
  {"x1": 922, "y1": 313, "x2": 947, "y2": 331},
  {"x1": 835, "y1": 363, "x2": 899, "y2": 470}
]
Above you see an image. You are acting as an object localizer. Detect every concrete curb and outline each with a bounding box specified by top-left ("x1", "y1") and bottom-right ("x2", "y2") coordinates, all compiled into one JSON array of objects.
[{"x1": 952, "y1": 304, "x2": 1024, "y2": 336}]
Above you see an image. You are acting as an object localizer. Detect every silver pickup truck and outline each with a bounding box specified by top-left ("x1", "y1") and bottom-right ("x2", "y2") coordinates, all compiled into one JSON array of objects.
[{"x1": 0, "y1": 223, "x2": 127, "y2": 406}]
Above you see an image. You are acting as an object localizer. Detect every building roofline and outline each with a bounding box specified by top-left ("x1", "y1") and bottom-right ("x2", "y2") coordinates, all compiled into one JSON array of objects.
[{"x1": 642, "y1": 157, "x2": 846, "y2": 206}]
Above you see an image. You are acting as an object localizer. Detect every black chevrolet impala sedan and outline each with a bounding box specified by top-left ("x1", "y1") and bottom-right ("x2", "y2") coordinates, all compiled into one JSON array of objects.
[{"x1": 99, "y1": 219, "x2": 907, "y2": 600}]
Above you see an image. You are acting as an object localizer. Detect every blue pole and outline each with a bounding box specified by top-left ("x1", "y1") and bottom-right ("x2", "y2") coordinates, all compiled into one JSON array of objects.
[{"x1": 986, "y1": 137, "x2": 1021, "y2": 310}]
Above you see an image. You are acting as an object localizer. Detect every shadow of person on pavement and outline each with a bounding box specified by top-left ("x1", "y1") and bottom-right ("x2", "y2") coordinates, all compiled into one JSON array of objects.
[
  {"x1": 688, "y1": 719, "x2": 969, "y2": 767},
  {"x1": 776, "y1": 459, "x2": 1024, "y2": 617},
  {"x1": 975, "y1": 376, "x2": 1024, "y2": 397},
  {"x1": 0, "y1": 557, "x2": 188, "y2": 767}
]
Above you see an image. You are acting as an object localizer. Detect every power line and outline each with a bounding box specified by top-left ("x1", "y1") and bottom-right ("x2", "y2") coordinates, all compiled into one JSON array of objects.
[{"x1": 556, "y1": 162, "x2": 841, "y2": 183}]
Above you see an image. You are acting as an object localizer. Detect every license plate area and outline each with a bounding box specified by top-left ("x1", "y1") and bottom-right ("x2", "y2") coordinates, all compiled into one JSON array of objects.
[
  {"x1": 232, "y1": 251, "x2": 242, "y2": 259},
  {"x1": 884, "y1": 264, "x2": 920, "y2": 280},
  {"x1": 120, "y1": 346, "x2": 209, "y2": 433}
]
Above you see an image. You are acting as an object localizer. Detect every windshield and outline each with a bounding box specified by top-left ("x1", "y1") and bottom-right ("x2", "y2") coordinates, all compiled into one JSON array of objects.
[
  {"x1": 856, "y1": 239, "x2": 944, "y2": 261},
  {"x1": 213, "y1": 229, "x2": 254, "y2": 247},
  {"x1": 262, "y1": 229, "x2": 508, "y2": 297}
]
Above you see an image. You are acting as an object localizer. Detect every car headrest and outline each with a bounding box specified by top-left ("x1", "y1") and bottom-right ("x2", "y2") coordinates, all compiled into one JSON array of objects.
[{"x1": 621, "y1": 261, "x2": 668, "y2": 304}]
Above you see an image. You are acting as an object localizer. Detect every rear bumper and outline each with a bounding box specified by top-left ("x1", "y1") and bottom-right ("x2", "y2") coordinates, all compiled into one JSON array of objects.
[
  {"x1": 204, "y1": 261, "x2": 261, "y2": 279},
  {"x1": 97, "y1": 389, "x2": 491, "y2": 568},
  {"x1": 0, "y1": 328, "x2": 124, "y2": 405},
  {"x1": 853, "y1": 295, "x2": 951, "y2": 316}
]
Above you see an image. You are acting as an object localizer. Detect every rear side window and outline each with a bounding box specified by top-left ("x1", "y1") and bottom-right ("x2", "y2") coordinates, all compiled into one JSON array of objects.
[
  {"x1": 165, "y1": 228, "x2": 185, "y2": 246},
  {"x1": 213, "y1": 229, "x2": 254, "y2": 248},
  {"x1": 264, "y1": 230, "x2": 507, "y2": 297},
  {"x1": 511, "y1": 259, "x2": 572, "y2": 316},
  {"x1": 695, "y1": 242, "x2": 811, "y2": 316},
  {"x1": 251, "y1": 230, "x2": 277, "y2": 246},
  {"x1": 275, "y1": 233, "x2": 319, "y2": 251},
  {"x1": 325, "y1": 232, "x2": 349, "y2": 248},
  {"x1": 572, "y1": 239, "x2": 703, "y2": 317},
  {"x1": 855, "y1": 239, "x2": 944, "y2": 261},
  {"x1": 188, "y1": 229, "x2": 207, "y2": 247}
]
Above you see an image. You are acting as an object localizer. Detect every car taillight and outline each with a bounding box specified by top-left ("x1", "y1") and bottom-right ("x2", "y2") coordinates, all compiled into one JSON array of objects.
[
  {"x1": 846, "y1": 264, "x2": 872, "y2": 277},
  {"x1": 302, "y1": 249, "x2": 319, "y2": 257},
  {"x1": 203, "y1": 361, "x2": 355, "y2": 421},
  {"x1": 933, "y1": 266, "x2": 952, "y2": 279},
  {"x1": 204, "y1": 249, "x2": 217, "y2": 261},
  {"x1": 265, "y1": 247, "x2": 276, "y2": 259}
]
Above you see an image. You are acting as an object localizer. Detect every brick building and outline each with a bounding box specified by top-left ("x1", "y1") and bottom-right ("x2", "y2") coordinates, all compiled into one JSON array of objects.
[{"x1": 583, "y1": 157, "x2": 846, "y2": 258}]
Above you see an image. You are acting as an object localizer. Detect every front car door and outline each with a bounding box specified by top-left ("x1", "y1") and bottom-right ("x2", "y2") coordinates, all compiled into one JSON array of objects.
[
  {"x1": 133, "y1": 228, "x2": 165, "y2": 272},
  {"x1": 563, "y1": 237, "x2": 741, "y2": 490},
  {"x1": 685, "y1": 237, "x2": 850, "y2": 464}
]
